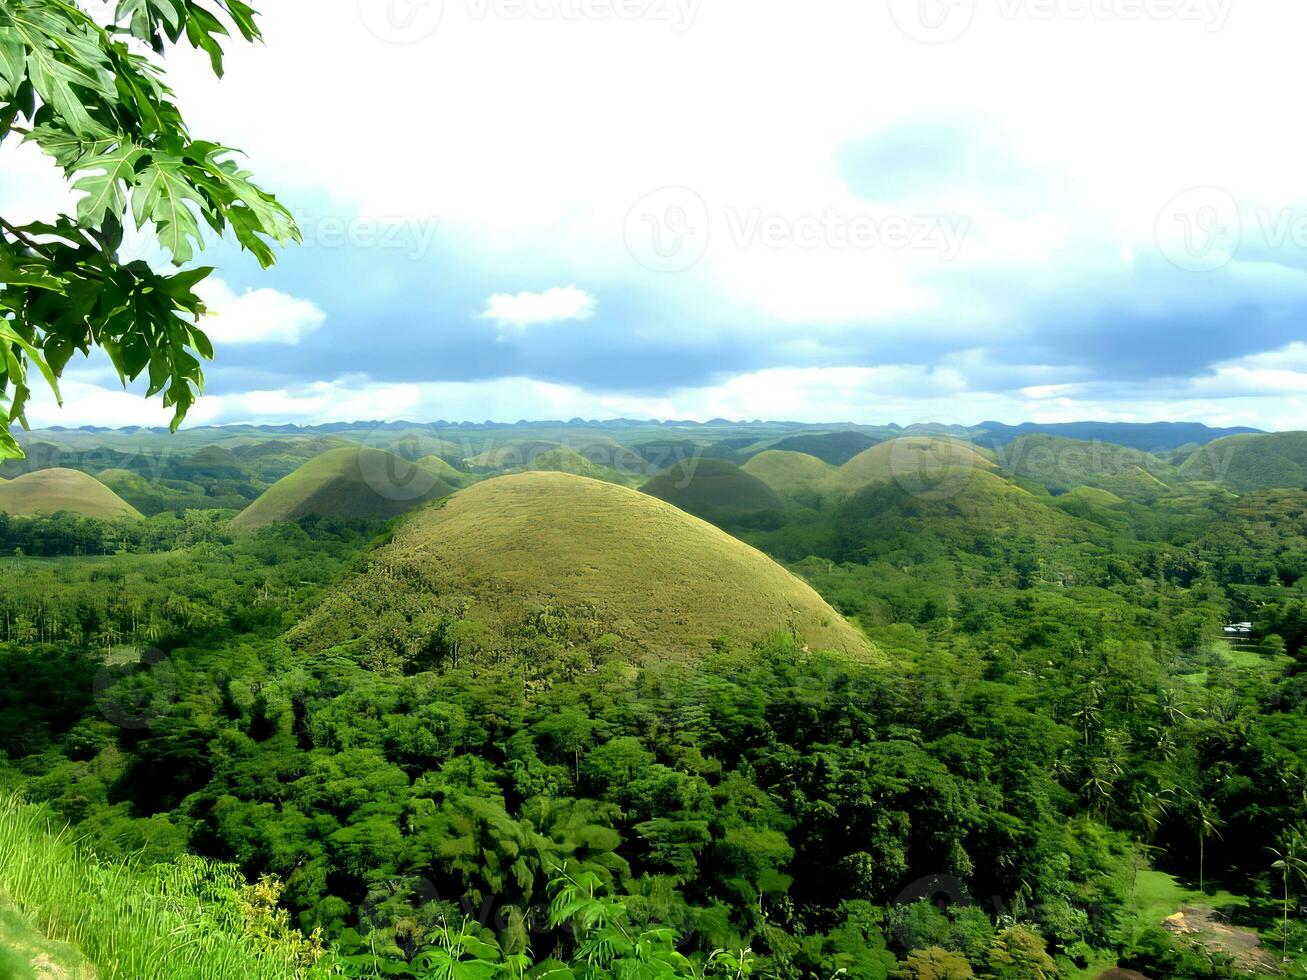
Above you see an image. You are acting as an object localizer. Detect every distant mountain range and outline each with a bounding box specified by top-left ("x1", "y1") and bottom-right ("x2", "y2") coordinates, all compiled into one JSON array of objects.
[{"x1": 28, "y1": 418, "x2": 1263, "y2": 451}]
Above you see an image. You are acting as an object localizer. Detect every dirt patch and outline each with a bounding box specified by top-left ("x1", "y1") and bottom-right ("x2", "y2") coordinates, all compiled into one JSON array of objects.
[
  {"x1": 1095, "y1": 970, "x2": 1151, "y2": 980},
  {"x1": 1162, "y1": 904, "x2": 1278, "y2": 974}
]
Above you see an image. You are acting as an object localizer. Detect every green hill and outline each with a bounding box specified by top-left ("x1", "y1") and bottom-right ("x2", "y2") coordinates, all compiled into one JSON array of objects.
[
  {"x1": 766, "y1": 430, "x2": 881, "y2": 465},
  {"x1": 1000, "y1": 434, "x2": 1175, "y2": 500},
  {"x1": 464, "y1": 441, "x2": 561, "y2": 471},
  {"x1": 831, "y1": 468, "x2": 1103, "y2": 565},
  {"x1": 231, "y1": 447, "x2": 457, "y2": 530},
  {"x1": 0, "y1": 468, "x2": 142, "y2": 520},
  {"x1": 510, "y1": 447, "x2": 643, "y2": 486},
  {"x1": 640, "y1": 458, "x2": 785, "y2": 528},
  {"x1": 828, "y1": 436, "x2": 997, "y2": 496},
  {"x1": 741, "y1": 450, "x2": 838, "y2": 502},
  {"x1": 416, "y1": 454, "x2": 480, "y2": 488},
  {"x1": 1178, "y1": 431, "x2": 1307, "y2": 491},
  {"x1": 292, "y1": 472, "x2": 878, "y2": 663}
]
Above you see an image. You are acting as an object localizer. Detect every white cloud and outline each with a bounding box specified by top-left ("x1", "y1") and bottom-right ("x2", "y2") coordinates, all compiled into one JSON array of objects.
[
  {"x1": 478, "y1": 285, "x2": 597, "y2": 332},
  {"x1": 196, "y1": 279, "x2": 326, "y2": 345}
]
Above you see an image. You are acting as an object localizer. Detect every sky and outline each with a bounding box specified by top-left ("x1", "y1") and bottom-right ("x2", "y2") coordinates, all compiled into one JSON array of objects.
[{"x1": 4, "y1": 0, "x2": 1307, "y2": 430}]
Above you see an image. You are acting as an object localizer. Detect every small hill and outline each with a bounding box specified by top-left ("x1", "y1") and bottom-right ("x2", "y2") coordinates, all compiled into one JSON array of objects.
[
  {"x1": 510, "y1": 447, "x2": 643, "y2": 487},
  {"x1": 832, "y1": 468, "x2": 1105, "y2": 565},
  {"x1": 828, "y1": 436, "x2": 997, "y2": 497},
  {"x1": 641, "y1": 458, "x2": 785, "y2": 529},
  {"x1": 231, "y1": 447, "x2": 457, "y2": 530},
  {"x1": 767, "y1": 430, "x2": 881, "y2": 465},
  {"x1": 0, "y1": 469, "x2": 141, "y2": 520},
  {"x1": 416, "y1": 455, "x2": 480, "y2": 488},
  {"x1": 1178, "y1": 431, "x2": 1307, "y2": 491},
  {"x1": 292, "y1": 472, "x2": 878, "y2": 663},
  {"x1": 463, "y1": 441, "x2": 561, "y2": 472},
  {"x1": 999, "y1": 434, "x2": 1175, "y2": 500},
  {"x1": 742, "y1": 450, "x2": 838, "y2": 502}
]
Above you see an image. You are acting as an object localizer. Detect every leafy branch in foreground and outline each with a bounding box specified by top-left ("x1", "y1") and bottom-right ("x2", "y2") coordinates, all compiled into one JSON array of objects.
[{"x1": 0, "y1": 0, "x2": 299, "y2": 457}]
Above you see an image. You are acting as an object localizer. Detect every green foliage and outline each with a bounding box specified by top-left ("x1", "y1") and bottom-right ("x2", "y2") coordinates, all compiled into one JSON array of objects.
[
  {"x1": 0, "y1": 0, "x2": 297, "y2": 456},
  {"x1": 0, "y1": 794, "x2": 335, "y2": 977}
]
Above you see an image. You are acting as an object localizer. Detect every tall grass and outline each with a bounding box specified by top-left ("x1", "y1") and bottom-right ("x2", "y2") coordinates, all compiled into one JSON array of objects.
[{"x1": 0, "y1": 795, "x2": 337, "y2": 979}]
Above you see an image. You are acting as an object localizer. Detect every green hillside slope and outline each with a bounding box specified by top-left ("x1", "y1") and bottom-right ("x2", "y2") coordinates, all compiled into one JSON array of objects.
[
  {"x1": 231, "y1": 447, "x2": 457, "y2": 530},
  {"x1": 640, "y1": 458, "x2": 785, "y2": 528},
  {"x1": 1179, "y1": 431, "x2": 1307, "y2": 491},
  {"x1": 999, "y1": 434, "x2": 1176, "y2": 500}
]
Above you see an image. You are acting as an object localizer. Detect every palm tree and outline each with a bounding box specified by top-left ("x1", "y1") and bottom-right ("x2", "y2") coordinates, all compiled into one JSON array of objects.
[
  {"x1": 1268, "y1": 827, "x2": 1307, "y2": 964},
  {"x1": 1127, "y1": 785, "x2": 1174, "y2": 942},
  {"x1": 1192, "y1": 797, "x2": 1225, "y2": 894}
]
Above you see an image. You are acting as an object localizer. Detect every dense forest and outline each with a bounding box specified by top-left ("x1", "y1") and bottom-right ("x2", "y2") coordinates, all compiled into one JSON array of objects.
[{"x1": 1, "y1": 425, "x2": 1305, "y2": 979}]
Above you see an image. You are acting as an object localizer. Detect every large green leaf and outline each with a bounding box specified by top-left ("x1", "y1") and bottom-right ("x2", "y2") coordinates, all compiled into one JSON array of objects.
[
  {"x1": 132, "y1": 156, "x2": 207, "y2": 262},
  {"x1": 73, "y1": 143, "x2": 147, "y2": 226}
]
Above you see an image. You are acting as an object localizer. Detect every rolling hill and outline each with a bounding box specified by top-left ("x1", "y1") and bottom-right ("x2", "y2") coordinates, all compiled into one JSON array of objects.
[
  {"x1": 0, "y1": 469, "x2": 142, "y2": 520},
  {"x1": 416, "y1": 455, "x2": 480, "y2": 488},
  {"x1": 292, "y1": 472, "x2": 878, "y2": 663},
  {"x1": 741, "y1": 450, "x2": 838, "y2": 502},
  {"x1": 827, "y1": 436, "x2": 998, "y2": 497},
  {"x1": 231, "y1": 447, "x2": 458, "y2": 530},
  {"x1": 765, "y1": 430, "x2": 881, "y2": 465},
  {"x1": 830, "y1": 468, "x2": 1105, "y2": 566},
  {"x1": 509, "y1": 447, "x2": 643, "y2": 486},
  {"x1": 1178, "y1": 431, "x2": 1307, "y2": 491},
  {"x1": 640, "y1": 458, "x2": 785, "y2": 528},
  {"x1": 998, "y1": 434, "x2": 1176, "y2": 500}
]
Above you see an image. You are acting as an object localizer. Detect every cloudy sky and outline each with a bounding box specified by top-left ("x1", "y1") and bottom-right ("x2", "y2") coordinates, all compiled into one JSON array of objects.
[{"x1": 5, "y1": 0, "x2": 1307, "y2": 429}]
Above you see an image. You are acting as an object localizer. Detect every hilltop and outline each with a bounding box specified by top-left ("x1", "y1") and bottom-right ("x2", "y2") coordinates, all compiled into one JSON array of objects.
[
  {"x1": 231, "y1": 447, "x2": 457, "y2": 530},
  {"x1": 827, "y1": 436, "x2": 997, "y2": 496},
  {"x1": 741, "y1": 450, "x2": 838, "y2": 503},
  {"x1": 292, "y1": 472, "x2": 878, "y2": 664},
  {"x1": 641, "y1": 458, "x2": 785, "y2": 528},
  {"x1": 0, "y1": 469, "x2": 141, "y2": 520}
]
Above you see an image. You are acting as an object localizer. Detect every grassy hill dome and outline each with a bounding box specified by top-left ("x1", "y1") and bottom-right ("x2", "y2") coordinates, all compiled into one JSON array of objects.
[
  {"x1": 0, "y1": 468, "x2": 141, "y2": 520},
  {"x1": 231, "y1": 447, "x2": 457, "y2": 530},
  {"x1": 829, "y1": 436, "x2": 997, "y2": 497},
  {"x1": 640, "y1": 458, "x2": 784, "y2": 529},
  {"x1": 742, "y1": 450, "x2": 838, "y2": 501},
  {"x1": 416, "y1": 455, "x2": 480, "y2": 488},
  {"x1": 292, "y1": 472, "x2": 878, "y2": 664}
]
